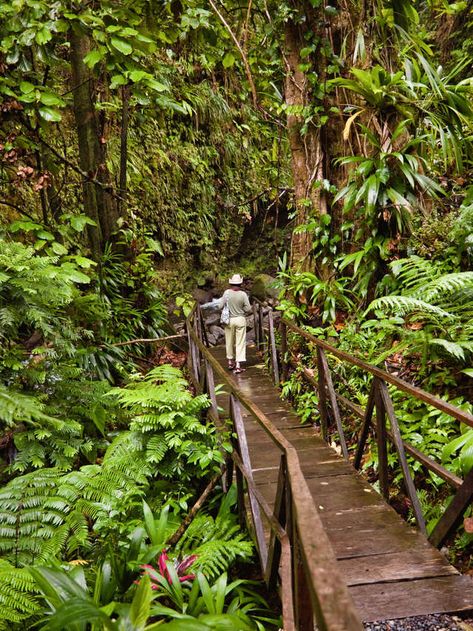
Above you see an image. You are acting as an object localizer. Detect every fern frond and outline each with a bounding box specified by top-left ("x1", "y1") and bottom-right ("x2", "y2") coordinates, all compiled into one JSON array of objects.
[
  {"x1": 0, "y1": 560, "x2": 39, "y2": 625},
  {"x1": 423, "y1": 272, "x2": 473, "y2": 304},
  {"x1": 370, "y1": 295, "x2": 454, "y2": 319}
]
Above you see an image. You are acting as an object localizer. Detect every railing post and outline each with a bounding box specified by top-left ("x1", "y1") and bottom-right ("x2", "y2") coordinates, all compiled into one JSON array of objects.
[
  {"x1": 378, "y1": 380, "x2": 426, "y2": 533},
  {"x1": 292, "y1": 508, "x2": 314, "y2": 630},
  {"x1": 354, "y1": 380, "x2": 376, "y2": 470},
  {"x1": 268, "y1": 309, "x2": 280, "y2": 386},
  {"x1": 230, "y1": 394, "x2": 268, "y2": 568},
  {"x1": 198, "y1": 306, "x2": 210, "y2": 347},
  {"x1": 374, "y1": 377, "x2": 389, "y2": 501},
  {"x1": 206, "y1": 361, "x2": 219, "y2": 421},
  {"x1": 187, "y1": 320, "x2": 200, "y2": 385},
  {"x1": 280, "y1": 320, "x2": 288, "y2": 382},
  {"x1": 259, "y1": 304, "x2": 265, "y2": 354},
  {"x1": 316, "y1": 347, "x2": 330, "y2": 442},
  {"x1": 266, "y1": 454, "x2": 287, "y2": 589},
  {"x1": 316, "y1": 348, "x2": 349, "y2": 460},
  {"x1": 430, "y1": 467, "x2": 473, "y2": 548},
  {"x1": 253, "y1": 303, "x2": 260, "y2": 349}
]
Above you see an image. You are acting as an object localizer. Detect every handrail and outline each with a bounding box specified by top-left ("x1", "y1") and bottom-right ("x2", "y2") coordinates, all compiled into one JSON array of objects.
[
  {"x1": 250, "y1": 301, "x2": 473, "y2": 547},
  {"x1": 186, "y1": 304, "x2": 364, "y2": 631},
  {"x1": 283, "y1": 319, "x2": 473, "y2": 428},
  {"x1": 287, "y1": 354, "x2": 463, "y2": 490}
]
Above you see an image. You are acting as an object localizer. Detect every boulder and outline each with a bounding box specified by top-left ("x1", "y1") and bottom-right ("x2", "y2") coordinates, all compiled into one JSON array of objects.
[
  {"x1": 209, "y1": 325, "x2": 225, "y2": 339},
  {"x1": 251, "y1": 274, "x2": 279, "y2": 301},
  {"x1": 207, "y1": 333, "x2": 217, "y2": 346},
  {"x1": 246, "y1": 328, "x2": 256, "y2": 343},
  {"x1": 203, "y1": 312, "x2": 221, "y2": 327}
]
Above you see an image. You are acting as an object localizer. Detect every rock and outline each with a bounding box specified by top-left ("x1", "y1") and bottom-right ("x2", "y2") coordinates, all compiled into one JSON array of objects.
[
  {"x1": 209, "y1": 325, "x2": 225, "y2": 338},
  {"x1": 206, "y1": 333, "x2": 217, "y2": 346},
  {"x1": 246, "y1": 315, "x2": 255, "y2": 329},
  {"x1": 246, "y1": 328, "x2": 256, "y2": 343},
  {"x1": 251, "y1": 274, "x2": 279, "y2": 301},
  {"x1": 203, "y1": 312, "x2": 221, "y2": 327},
  {"x1": 192, "y1": 288, "x2": 213, "y2": 304}
]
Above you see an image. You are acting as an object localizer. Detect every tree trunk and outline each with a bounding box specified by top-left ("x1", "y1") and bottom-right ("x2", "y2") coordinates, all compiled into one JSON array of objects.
[
  {"x1": 118, "y1": 85, "x2": 130, "y2": 215},
  {"x1": 69, "y1": 26, "x2": 117, "y2": 258},
  {"x1": 285, "y1": 17, "x2": 327, "y2": 272}
]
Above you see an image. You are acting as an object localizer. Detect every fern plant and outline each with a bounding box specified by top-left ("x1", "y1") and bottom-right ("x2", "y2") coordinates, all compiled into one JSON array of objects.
[
  {"x1": 368, "y1": 256, "x2": 473, "y2": 365},
  {"x1": 107, "y1": 365, "x2": 224, "y2": 482},
  {"x1": 0, "y1": 560, "x2": 40, "y2": 630},
  {"x1": 174, "y1": 489, "x2": 253, "y2": 581}
]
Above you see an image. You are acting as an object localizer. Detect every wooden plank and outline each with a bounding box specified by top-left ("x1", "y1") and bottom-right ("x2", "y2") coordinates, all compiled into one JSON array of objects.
[
  {"x1": 319, "y1": 505, "x2": 432, "y2": 559},
  {"x1": 350, "y1": 575, "x2": 473, "y2": 621},
  {"x1": 284, "y1": 436, "x2": 331, "y2": 450},
  {"x1": 319, "y1": 503, "x2": 417, "y2": 534},
  {"x1": 308, "y1": 475, "x2": 381, "y2": 512},
  {"x1": 338, "y1": 549, "x2": 458, "y2": 586},
  {"x1": 299, "y1": 458, "x2": 354, "y2": 479}
]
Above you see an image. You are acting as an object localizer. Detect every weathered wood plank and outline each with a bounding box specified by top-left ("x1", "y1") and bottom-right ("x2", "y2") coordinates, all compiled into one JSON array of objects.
[
  {"x1": 307, "y1": 475, "x2": 381, "y2": 512},
  {"x1": 338, "y1": 550, "x2": 458, "y2": 586},
  {"x1": 351, "y1": 575, "x2": 473, "y2": 622}
]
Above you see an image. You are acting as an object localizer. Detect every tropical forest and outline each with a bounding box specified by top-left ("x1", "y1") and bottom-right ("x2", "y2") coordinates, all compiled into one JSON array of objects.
[{"x1": 1, "y1": 0, "x2": 473, "y2": 629}]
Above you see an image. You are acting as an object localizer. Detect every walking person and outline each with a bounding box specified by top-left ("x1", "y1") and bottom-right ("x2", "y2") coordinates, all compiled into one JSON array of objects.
[{"x1": 202, "y1": 274, "x2": 252, "y2": 373}]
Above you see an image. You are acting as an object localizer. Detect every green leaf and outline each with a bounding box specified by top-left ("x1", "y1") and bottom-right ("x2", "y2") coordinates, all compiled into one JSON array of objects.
[
  {"x1": 110, "y1": 37, "x2": 133, "y2": 55},
  {"x1": 90, "y1": 405, "x2": 106, "y2": 436},
  {"x1": 110, "y1": 74, "x2": 128, "y2": 89},
  {"x1": 38, "y1": 107, "x2": 62, "y2": 122},
  {"x1": 19, "y1": 81, "x2": 35, "y2": 94},
  {"x1": 35, "y1": 28, "x2": 52, "y2": 45},
  {"x1": 37, "y1": 230, "x2": 54, "y2": 241},
  {"x1": 83, "y1": 49, "x2": 104, "y2": 68},
  {"x1": 50, "y1": 242, "x2": 68, "y2": 256},
  {"x1": 70, "y1": 214, "x2": 96, "y2": 232},
  {"x1": 129, "y1": 70, "x2": 149, "y2": 82},
  {"x1": 40, "y1": 92, "x2": 65, "y2": 107},
  {"x1": 222, "y1": 52, "x2": 235, "y2": 68},
  {"x1": 129, "y1": 574, "x2": 153, "y2": 627},
  {"x1": 146, "y1": 78, "x2": 168, "y2": 92}
]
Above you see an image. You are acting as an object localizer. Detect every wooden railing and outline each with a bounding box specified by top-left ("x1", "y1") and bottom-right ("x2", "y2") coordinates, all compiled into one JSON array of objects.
[
  {"x1": 186, "y1": 304, "x2": 364, "y2": 631},
  {"x1": 252, "y1": 300, "x2": 473, "y2": 548}
]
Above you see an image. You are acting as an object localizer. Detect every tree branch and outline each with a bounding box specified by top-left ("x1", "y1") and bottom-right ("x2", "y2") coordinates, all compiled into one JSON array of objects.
[
  {"x1": 104, "y1": 333, "x2": 186, "y2": 348},
  {"x1": 207, "y1": 0, "x2": 258, "y2": 107},
  {"x1": 166, "y1": 467, "x2": 225, "y2": 546},
  {"x1": 0, "y1": 199, "x2": 37, "y2": 221}
]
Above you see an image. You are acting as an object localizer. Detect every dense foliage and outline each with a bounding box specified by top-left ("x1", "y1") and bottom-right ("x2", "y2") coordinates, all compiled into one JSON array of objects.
[{"x1": 1, "y1": 0, "x2": 473, "y2": 623}]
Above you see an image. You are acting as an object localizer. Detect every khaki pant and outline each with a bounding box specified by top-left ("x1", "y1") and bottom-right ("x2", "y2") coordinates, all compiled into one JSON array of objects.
[{"x1": 225, "y1": 316, "x2": 247, "y2": 362}]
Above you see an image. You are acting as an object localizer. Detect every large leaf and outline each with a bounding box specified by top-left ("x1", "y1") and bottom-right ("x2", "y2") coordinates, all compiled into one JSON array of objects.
[{"x1": 110, "y1": 37, "x2": 132, "y2": 55}]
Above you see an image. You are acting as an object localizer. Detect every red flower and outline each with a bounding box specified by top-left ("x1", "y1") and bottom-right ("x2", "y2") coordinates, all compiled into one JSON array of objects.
[{"x1": 140, "y1": 551, "x2": 197, "y2": 587}]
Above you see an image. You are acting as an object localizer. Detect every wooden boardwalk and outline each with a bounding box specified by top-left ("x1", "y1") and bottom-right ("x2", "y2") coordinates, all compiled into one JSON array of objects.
[{"x1": 211, "y1": 344, "x2": 473, "y2": 623}]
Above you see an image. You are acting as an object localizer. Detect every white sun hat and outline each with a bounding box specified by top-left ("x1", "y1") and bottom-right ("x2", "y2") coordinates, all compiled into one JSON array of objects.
[{"x1": 229, "y1": 274, "x2": 243, "y2": 285}]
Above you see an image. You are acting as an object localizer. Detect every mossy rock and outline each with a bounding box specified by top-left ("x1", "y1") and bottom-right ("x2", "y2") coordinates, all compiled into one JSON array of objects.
[{"x1": 251, "y1": 274, "x2": 278, "y2": 301}]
